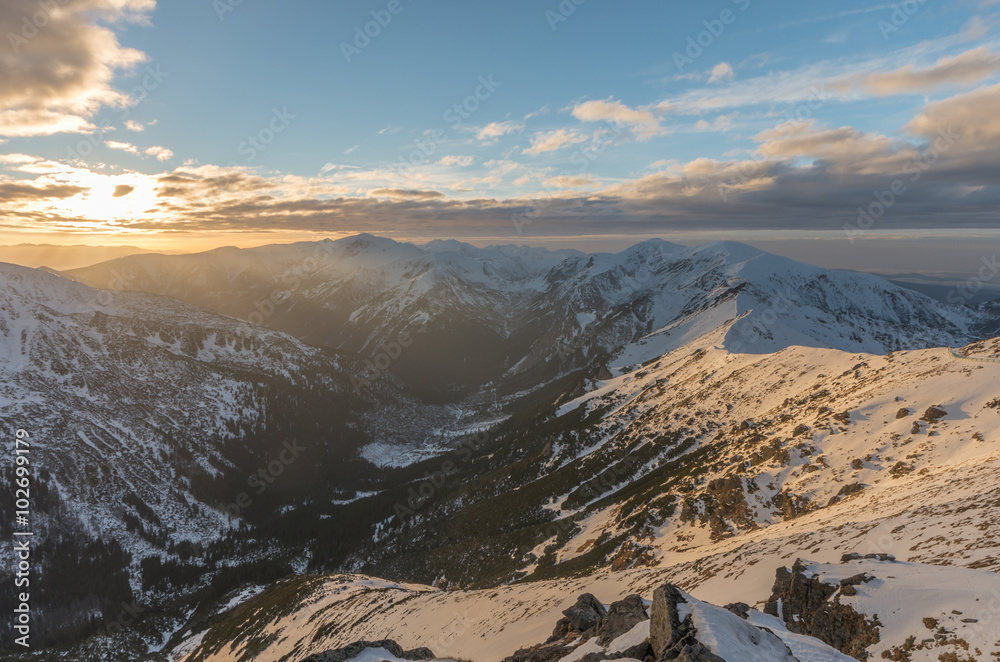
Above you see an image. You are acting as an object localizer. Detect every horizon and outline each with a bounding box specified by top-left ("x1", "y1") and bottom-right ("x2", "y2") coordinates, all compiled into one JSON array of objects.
[{"x1": 3, "y1": 230, "x2": 1000, "y2": 287}]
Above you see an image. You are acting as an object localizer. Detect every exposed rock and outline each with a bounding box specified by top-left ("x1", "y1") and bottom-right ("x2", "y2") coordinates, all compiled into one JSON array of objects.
[
  {"x1": 695, "y1": 476, "x2": 756, "y2": 541},
  {"x1": 578, "y1": 641, "x2": 653, "y2": 662},
  {"x1": 921, "y1": 406, "x2": 948, "y2": 423},
  {"x1": 609, "y1": 540, "x2": 656, "y2": 572},
  {"x1": 724, "y1": 602, "x2": 751, "y2": 620},
  {"x1": 773, "y1": 490, "x2": 811, "y2": 520},
  {"x1": 597, "y1": 594, "x2": 648, "y2": 645},
  {"x1": 764, "y1": 560, "x2": 881, "y2": 660},
  {"x1": 863, "y1": 553, "x2": 895, "y2": 562},
  {"x1": 841, "y1": 552, "x2": 862, "y2": 562},
  {"x1": 828, "y1": 482, "x2": 866, "y2": 506},
  {"x1": 671, "y1": 643, "x2": 726, "y2": 661},
  {"x1": 503, "y1": 642, "x2": 574, "y2": 662},
  {"x1": 650, "y1": 584, "x2": 688, "y2": 657},
  {"x1": 562, "y1": 593, "x2": 607, "y2": 633},
  {"x1": 895, "y1": 408, "x2": 911, "y2": 419},
  {"x1": 301, "y1": 639, "x2": 434, "y2": 662}
]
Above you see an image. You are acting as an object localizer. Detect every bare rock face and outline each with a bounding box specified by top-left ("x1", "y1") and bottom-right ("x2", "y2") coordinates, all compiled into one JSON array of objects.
[
  {"x1": 648, "y1": 585, "x2": 726, "y2": 661},
  {"x1": 563, "y1": 593, "x2": 608, "y2": 633},
  {"x1": 650, "y1": 585, "x2": 687, "y2": 657},
  {"x1": 764, "y1": 560, "x2": 881, "y2": 660}
]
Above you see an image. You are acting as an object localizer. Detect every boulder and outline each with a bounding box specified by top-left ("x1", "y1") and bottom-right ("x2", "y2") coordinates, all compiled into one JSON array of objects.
[
  {"x1": 597, "y1": 594, "x2": 648, "y2": 645},
  {"x1": 562, "y1": 593, "x2": 607, "y2": 633},
  {"x1": 649, "y1": 584, "x2": 688, "y2": 658},
  {"x1": 723, "y1": 602, "x2": 751, "y2": 620}
]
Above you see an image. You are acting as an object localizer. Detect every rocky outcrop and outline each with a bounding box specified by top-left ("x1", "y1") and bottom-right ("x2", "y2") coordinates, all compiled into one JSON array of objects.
[
  {"x1": 300, "y1": 639, "x2": 434, "y2": 662},
  {"x1": 597, "y1": 594, "x2": 648, "y2": 644},
  {"x1": 649, "y1": 584, "x2": 796, "y2": 661},
  {"x1": 563, "y1": 593, "x2": 607, "y2": 632},
  {"x1": 505, "y1": 593, "x2": 650, "y2": 662},
  {"x1": 764, "y1": 560, "x2": 881, "y2": 660}
]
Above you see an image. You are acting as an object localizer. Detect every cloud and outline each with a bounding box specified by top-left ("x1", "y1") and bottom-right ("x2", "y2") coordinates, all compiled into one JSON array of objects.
[
  {"x1": 0, "y1": 182, "x2": 86, "y2": 201},
  {"x1": 145, "y1": 146, "x2": 174, "y2": 161},
  {"x1": 368, "y1": 188, "x2": 445, "y2": 200},
  {"x1": 0, "y1": 0, "x2": 154, "y2": 137},
  {"x1": 753, "y1": 119, "x2": 914, "y2": 175},
  {"x1": 438, "y1": 155, "x2": 474, "y2": 167},
  {"x1": 0, "y1": 109, "x2": 97, "y2": 137},
  {"x1": 708, "y1": 62, "x2": 735, "y2": 84},
  {"x1": 571, "y1": 98, "x2": 662, "y2": 140},
  {"x1": 476, "y1": 121, "x2": 524, "y2": 143},
  {"x1": 0, "y1": 153, "x2": 43, "y2": 166},
  {"x1": 5, "y1": 84, "x2": 1000, "y2": 240},
  {"x1": 841, "y1": 47, "x2": 1000, "y2": 96},
  {"x1": 694, "y1": 113, "x2": 740, "y2": 133},
  {"x1": 125, "y1": 120, "x2": 145, "y2": 132},
  {"x1": 543, "y1": 175, "x2": 597, "y2": 188},
  {"x1": 113, "y1": 184, "x2": 135, "y2": 197},
  {"x1": 523, "y1": 129, "x2": 588, "y2": 155},
  {"x1": 906, "y1": 81, "x2": 1000, "y2": 141},
  {"x1": 106, "y1": 140, "x2": 140, "y2": 155}
]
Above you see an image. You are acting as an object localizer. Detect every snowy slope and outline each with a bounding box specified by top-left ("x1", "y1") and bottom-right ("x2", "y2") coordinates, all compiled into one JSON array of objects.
[{"x1": 174, "y1": 571, "x2": 857, "y2": 662}]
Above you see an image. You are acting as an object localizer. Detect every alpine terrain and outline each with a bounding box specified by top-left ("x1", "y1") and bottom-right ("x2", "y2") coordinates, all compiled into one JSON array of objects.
[{"x1": 3, "y1": 235, "x2": 1000, "y2": 662}]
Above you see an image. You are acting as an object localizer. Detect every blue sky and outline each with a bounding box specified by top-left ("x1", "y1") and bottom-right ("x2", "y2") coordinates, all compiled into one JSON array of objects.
[{"x1": 0, "y1": 0, "x2": 998, "y2": 252}]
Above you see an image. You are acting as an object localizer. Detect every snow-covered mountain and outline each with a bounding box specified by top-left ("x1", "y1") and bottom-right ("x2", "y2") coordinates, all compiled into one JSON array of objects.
[
  {"x1": 5, "y1": 235, "x2": 1000, "y2": 661},
  {"x1": 69, "y1": 236, "x2": 996, "y2": 397}
]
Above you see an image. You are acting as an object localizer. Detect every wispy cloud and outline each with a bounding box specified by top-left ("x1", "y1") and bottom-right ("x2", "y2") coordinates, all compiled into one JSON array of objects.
[
  {"x1": 570, "y1": 98, "x2": 663, "y2": 139},
  {"x1": 523, "y1": 129, "x2": 587, "y2": 155},
  {"x1": 106, "y1": 141, "x2": 140, "y2": 155},
  {"x1": 476, "y1": 121, "x2": 524, "y2": 143}
]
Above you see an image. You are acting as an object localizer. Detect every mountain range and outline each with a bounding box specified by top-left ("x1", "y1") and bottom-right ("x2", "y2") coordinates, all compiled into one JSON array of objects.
[{"x1": 2, "y1": 234, "x2": 1000, "y2": 661}]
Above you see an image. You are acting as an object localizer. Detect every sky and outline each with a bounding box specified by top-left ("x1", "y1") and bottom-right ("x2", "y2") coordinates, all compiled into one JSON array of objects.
[{"x1": 1, "y1": 0, "x2": 999, "y2": 264}]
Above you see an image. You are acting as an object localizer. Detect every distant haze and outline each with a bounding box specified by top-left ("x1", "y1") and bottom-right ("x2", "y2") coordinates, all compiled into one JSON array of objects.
[{"x1": 0, "y1": 244, "x2": 157, "y2": 271}]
